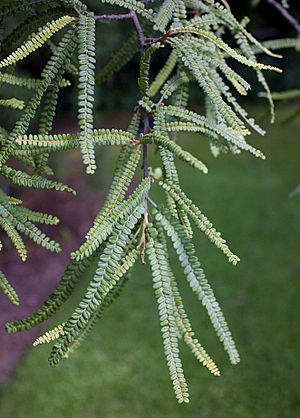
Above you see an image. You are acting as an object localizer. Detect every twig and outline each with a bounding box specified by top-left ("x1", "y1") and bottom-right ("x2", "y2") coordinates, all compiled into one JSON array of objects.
[
  {"x1": 93, "y1": 12, "x2": 159, "y2": 46},
  {"x1": 93, "y1": 13, "x2": 132, "y2": 21},
  {"x1": 220, "y1": 0, "x2": 231, "y2": 12},
  {"x1": 142, "y1": 114, "x2": 150, "y2": 178},
  {"x1": 130, "y1": 11, "x2": 146, "y2": 50},
  {"x1": 266, "y1": 0, "x2": 300, "y2": 34},
  {"x1": 129, "y1": 11, "x2": 152, "y2": 256},
  {"x1": 129, "y1": 11, "x2": 150, "y2": 179}
]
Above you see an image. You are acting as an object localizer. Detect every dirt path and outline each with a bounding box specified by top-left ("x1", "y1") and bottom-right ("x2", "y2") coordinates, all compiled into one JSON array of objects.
[
  {"x1": 0, "y1": 113, "x2": 131, "y2": 386},
  {"x1": 0, "y1": 158, "x2": 104, "y2": 385}
]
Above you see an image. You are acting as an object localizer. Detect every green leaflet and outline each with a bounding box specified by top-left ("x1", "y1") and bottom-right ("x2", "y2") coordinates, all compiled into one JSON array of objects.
[
  {"x1": 0, "y1": 98, "x2": 25, "y2": 110},
  {"x1": 142, "y1": 133, "x2": 208, "y2": 174},
  {"x1": 0, "y1": 72, "x2": 37, "y2": 90},
  {"x1": 0, "y1": 27, "x2": 77, "y2": 167},
  {"x1": 0, "y1": 271, "x2": 20, "y2": 306},
  {"x1": 169, "y1": 273, "x2": 220, "y2": 376},
  {"x1": 78, "y1": 13, "x2": 97, "y2": 174},
  {"x1": 202, "y1": 0, "x2": 281, "y2": 59},
  {"x1": 16, "y1": 129, "x2": 136, "y2": 151},
  {"x1": 169, "y1": 27, "x2": 282, "y2": 73},
  {"x1": 147, "y1": 225, "x2": 190, "y2": 404},
  {"x1": 0, "y1": 16, "x2": 74, "y2": 69},
  {"x1": 81, "y1": 113, "x2": 142, "y2": 245},
  {"x1": 153, "y1": 107, "x2": 193, "y2": 237},
  {"x1": 16, "y1": 208, "x2": 59, "y2": 226},
  {"x1": 0, "y1": 212, "x2": 27, "y2": 261},
  {"x1": 154, "y1": 0, "x2": 177, "y2": 32},
  {"x1": 0, "y1": 7, "x2": 68, "y2": 56},
  {"x1": 258, "y1": 37, "x2": 300, "y2": 52},
  {"x1": 199, "y1": 46, "x2": 251, "y2": 95},
  {"x1": 163, "y1": 105, "x2": 265, "y2": 158},
  {"x1": 0, "y1": 190, "x2": 61, "y2": 262},
  {"x1": 47, "y1": 40, "x2": 79, "y2": 76},
  {"x1": 49, "y1": 204, "x2": 144, "y2": 365},
  {"x1": 72, "y1": 177, "x2": 151, "y2": 260},
  {"x1": 2, "y1": 166, "x2": 75, "y2": 194},
  {"x1": 159, "y1": 179, "x2": 240, "y2": 265},
  {"x1": 159, "y1": 146, "x2": 182, "y2": 220},
  {"x1": 173, "y1": 0, "x2": 187, "y2": 22},
  {"x1": 259, "y1": 89, "x2": 300, "y2": 101},
  {"x1": 0, "y1": 72, "x2": 70, "y2": 90},
  {"x1": 234, "y1": 30, "x2": 275, "y2": 124},
  {"x1": 171, "y1": 37, "x2": 249, "y2": 134},
  {"x1": 154, "y1": 221, "x2": 220, "y2": 376},
  {"x1": 6, "y1": 251, "x2": 99, "y2": 334},
  {"x1": 84, "y1": 144, "x2": 141, "y2": 243},
  {"x1": 139, "y1": 42, "x2": 163, "y2": 97},
  {"x1": 159, "y1": 70, "x2": 189, "y2": 102},
  {"x1": 61, "y1": 253, "x2": 138, "y2": 359},
  {"x1": 1, "y1": 204, "x2": 60, "y2": 253},
  {"x1": 34, "y1": 80, "x2": 61, "y2": 174},
  {"x1": 33, "y1": 324, "x2": 66, "y2": 346},
  {"x1": 155, "y1": 209, "x2": 240, "y2": 365}
]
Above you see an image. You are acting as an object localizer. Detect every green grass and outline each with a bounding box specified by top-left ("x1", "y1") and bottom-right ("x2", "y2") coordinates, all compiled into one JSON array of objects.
[{"x1": 0, "y1": 106, "x2": 299, "y2": 418}]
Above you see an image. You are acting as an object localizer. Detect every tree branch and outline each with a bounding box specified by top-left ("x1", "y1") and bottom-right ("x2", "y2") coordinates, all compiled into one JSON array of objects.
[
  {"x1": 130, "y1": 11, "x2": 146, "y2": 50},
  {"x1": 93, "y1": 13, "x2": 132, "y2": 21}
]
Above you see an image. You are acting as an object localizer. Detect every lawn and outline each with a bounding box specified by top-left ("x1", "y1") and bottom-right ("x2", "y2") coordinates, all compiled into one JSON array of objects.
[{"x1": 0, "y1": 106, "x2": 299, "y2": 418}]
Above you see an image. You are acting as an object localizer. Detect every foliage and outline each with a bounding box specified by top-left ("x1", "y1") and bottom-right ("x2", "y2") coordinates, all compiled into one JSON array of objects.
[
  {"x1": 0, "y1": 270, "x2": 19, "y2": 305},
  {"x1": 1, "y1": 118, "x2": 299, "y2": 416},
  {"x1": 0, "y1": 188, "x2": 60, "y2": 262},
  {"x1": 0, "y1": 0, "x2": 296, "y2": 403}
]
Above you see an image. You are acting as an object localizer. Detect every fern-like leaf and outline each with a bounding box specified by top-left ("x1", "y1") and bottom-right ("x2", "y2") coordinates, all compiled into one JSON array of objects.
[
  {"x1": 155, "y1": 209, "x2": 240, "y2": 365},
  {"x1": 33, "y1": 323, "x2": 66, "y2": 346},
  {"x1": 0, "y1": 16, "x2": 74, "y2": 68},
  {"x1": 0, "y1": 271, "x2": 20, "y2": 306},
  {"x1": 73, "y1": 177, "x2": 151, "y2": 260},
  {"x1": 159, "y1": 179, "x2": 240, "y2": 265},
  {"x1": 147, "y1": 225, "x2": 190, "y2": 404},
  {"x1": 78, "y1": 13, "x2": 97, "y2": 174},
  {"x1": 49, "y1": 205, "x2": 144, "y2": 365}
]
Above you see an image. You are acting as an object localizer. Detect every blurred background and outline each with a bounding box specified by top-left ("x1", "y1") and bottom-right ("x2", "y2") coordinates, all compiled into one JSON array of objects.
[{"x1": 0, "y1": 1, "x2": 299, "y2": 417}]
